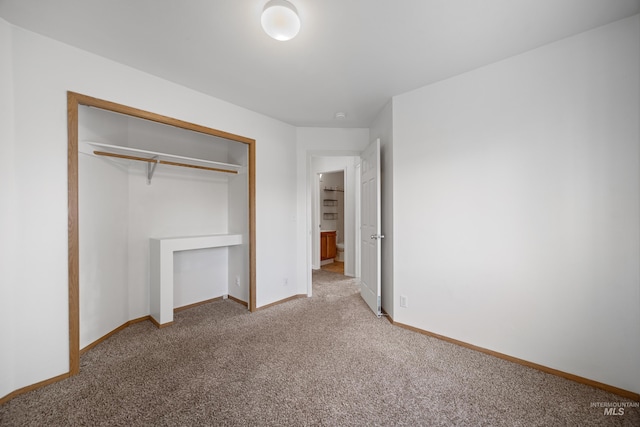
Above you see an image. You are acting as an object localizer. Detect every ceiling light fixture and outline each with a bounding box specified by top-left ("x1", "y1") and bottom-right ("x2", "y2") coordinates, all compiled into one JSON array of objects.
[{"x1": 261, "y1": 0, "x2": 301, "y2": 41}]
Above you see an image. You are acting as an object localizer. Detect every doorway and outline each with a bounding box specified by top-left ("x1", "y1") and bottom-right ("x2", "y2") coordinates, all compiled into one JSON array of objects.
[
  {"x1": 308, "y1": 155, "x2": 360, "y2": 296},
  {"x1": 319, "y1": 170, "x2": 345, "y2": 275}
]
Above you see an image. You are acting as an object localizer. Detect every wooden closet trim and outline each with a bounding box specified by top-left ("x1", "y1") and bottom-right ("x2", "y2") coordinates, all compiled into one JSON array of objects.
[{"x1": 67, "y1": 91, "x2": 257, "y2": 376}]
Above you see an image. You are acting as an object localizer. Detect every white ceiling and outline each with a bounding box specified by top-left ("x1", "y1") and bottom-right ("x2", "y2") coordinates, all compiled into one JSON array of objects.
[{"x1": 1, "y1": 0, "x2": 638, "y2": 128}]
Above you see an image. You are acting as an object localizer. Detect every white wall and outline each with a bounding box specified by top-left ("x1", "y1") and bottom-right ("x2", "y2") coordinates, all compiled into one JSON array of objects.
[
  {"x1": 255, "y1": 122, "x2": 298, "y2": 307},
  {"x1": 295, "y1": 128, "x2": 370, "y2": 295},
  {"x1": 393, "y1": 15, "x2": 640, "y2": 393},
  {"x1": 78, "y1": 107, "x2": 130, "y2": 349},
  {"x1": 370, "y1": 101, "x2": 394, "y2": 317},
  {"x1": 227, "y1": 143, "x2": 250, "y2": 303},
  {"x1": 1, "y1": 23, "x2": 298, "y2": 399},
  {"x1": 0, "y1": 17, "x2": 16, "y2": 398}
]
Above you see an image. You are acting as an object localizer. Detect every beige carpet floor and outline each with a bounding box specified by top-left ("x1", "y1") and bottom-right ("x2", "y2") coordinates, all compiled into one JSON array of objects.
[{"x1": 1, "y1": 269, "x2": 638, "y2": 426}]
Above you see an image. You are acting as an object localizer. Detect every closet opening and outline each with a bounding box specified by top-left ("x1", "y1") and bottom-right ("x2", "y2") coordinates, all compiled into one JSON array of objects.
[{"x1": 67, "y1": 92, "x2": 256, "y2": 376}]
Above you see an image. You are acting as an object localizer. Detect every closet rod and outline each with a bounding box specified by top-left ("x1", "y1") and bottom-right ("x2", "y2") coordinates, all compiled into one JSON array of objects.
[{"x1": 93, "y1": 150, "x2": 238, "y2": 174}]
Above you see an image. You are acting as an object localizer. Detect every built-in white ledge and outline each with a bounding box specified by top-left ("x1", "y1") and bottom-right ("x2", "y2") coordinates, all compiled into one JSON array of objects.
[{"x1": 150, "y1": 234, "x2": 243, "y2": 327}]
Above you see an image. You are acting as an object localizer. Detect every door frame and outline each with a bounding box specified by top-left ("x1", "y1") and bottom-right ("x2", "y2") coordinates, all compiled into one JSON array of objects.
[
  {"x1": 305, "y1": 151, "x2": 361, "y2": 296},
  {"x1": 313, "y1": 168, "x2": 346, "y2": 269},
  {"x1": 67, "y1": 91, "x2": 256, "y2": 375}
]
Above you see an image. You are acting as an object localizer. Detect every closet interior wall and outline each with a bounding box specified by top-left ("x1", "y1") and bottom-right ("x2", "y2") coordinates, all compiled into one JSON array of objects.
[{"x1": 78, "y1": 106, "x2": 248, "y2": 349}]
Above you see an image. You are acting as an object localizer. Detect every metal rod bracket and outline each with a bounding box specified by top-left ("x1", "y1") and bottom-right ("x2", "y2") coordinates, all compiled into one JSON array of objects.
[{"x1": 147, "y1": 156, "x2": 159, "y2": 184}]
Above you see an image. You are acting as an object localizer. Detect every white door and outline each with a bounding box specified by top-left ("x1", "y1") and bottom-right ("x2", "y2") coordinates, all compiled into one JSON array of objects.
[{"x1": 360, "y1": 138, "x2": 382, "y2": 317}]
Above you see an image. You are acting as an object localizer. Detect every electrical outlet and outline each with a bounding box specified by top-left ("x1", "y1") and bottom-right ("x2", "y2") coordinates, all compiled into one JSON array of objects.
[
  {"x1": 400, "y1": 295, "x2": 408, "y2": 308},
  {"x1": 235, "y1": 276, "x2": 240, "y2": 286}
]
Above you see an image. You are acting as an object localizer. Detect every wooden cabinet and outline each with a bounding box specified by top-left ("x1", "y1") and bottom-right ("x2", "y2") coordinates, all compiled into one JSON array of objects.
[
  {"x1": 326, "y1": 232, "x2": 337, "y2": 259},
  {"x1": 321, "y1": 231, "x2": 337, "y2": 260}
]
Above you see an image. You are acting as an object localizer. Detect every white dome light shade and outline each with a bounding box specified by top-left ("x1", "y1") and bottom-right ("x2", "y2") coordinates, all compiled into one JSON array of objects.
[{"x1": 261, "y1": 0, "x2": 300, "y2": 41}]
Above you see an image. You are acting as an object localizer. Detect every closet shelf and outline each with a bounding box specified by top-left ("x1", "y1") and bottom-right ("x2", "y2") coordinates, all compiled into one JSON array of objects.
[{"x1": 84, "y1": 141, "x2": 242, "y2": 183}]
